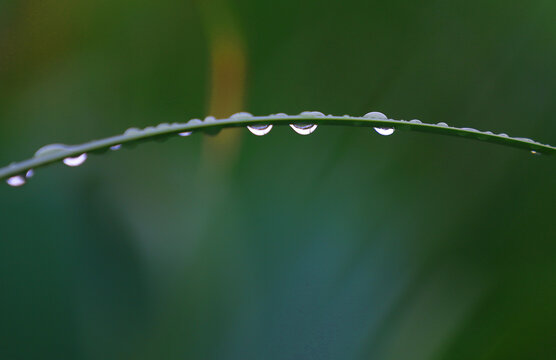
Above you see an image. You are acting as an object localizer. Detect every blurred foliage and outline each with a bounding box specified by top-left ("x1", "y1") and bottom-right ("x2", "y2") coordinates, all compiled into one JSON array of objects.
[{"x1": 1, "y1": 0, "x2": 555, "y2": 359}]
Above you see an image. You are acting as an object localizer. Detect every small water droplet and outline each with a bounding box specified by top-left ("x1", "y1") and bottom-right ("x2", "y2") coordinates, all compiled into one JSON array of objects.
[
  {"x1": 230, "y1": 112, "x2": 253, "y2": 119},
  {"x1": 409, "y1": 119, "x2": 422, "y2": 124},
  {"x1": 156, "y1": 123, "x2": 171, "y2": 130},
  {"x1": 204, "y1": 116, "x2": 216, "y2": 122},
  {"x1": 290, "y1": 123, "x2": 317, "y2": 135},
  {"x1": 299, "y1": 111, "x2": 325, "y2": 117},
  {"x1": 373, "y1": 127, "x2": 395, "y2": 136},
  {"x1": 436, "y1": 122, "x2": 448, "y2": 127},
  {"x1": 7, "y1": 175, "x2": 25, "y2": 187},
  {"x1": 531, "y1": 150, "x2": 540, "y2": 155},
  {"x1": 35, "y1": 143, "x2": 70, "y2": 157},
  {"x1": 270, "y1": 113, "x2": 288, "y2": 118},
  {"x1": 178, "y1": 132, "x2": 192, "y2": 137},
  {"x1": 515, "y1": 137, "x2": 534, "y2": 143},
  {"x1": 63, "y1": 153, "x2": 87, "y2": 167},
  {"x1": 247, "y1": 124, "x2": 273, "y2": 136},
  {"x1": 110, "y1": 144, "x2": 122, "y2": 151},
  {"x1": 26, "y1": 169, "x2": 34, "y2": 178},
  {"x1": 363, "y1": 112, "x2": 387, "y2": 120},
  {"x1": 188, "y1": 118, "x2": 202, "y2": 125},
  {"x1": 124, "y1": 127, "x2": 142, "y2": 136},
  {"x1": 498, "y1": 133, "x2": 509, "y2": 137},
  {"x1": 462, "y1": 127, "x2": 478, "y2": 132}
]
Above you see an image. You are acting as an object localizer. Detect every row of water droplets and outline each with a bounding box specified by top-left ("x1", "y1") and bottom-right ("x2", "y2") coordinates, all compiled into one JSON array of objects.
[
  {"x1": 6, "y1": 111, "x2": 548, "y2": 187},
  {"x1": 244, "y1": 111, "x2": 394, "y2": 136}
]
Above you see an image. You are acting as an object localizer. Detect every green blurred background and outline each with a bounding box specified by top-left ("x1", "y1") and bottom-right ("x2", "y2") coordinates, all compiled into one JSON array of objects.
[{"x1": 1, "y1": 0, "x2": 555, "y2": 359}]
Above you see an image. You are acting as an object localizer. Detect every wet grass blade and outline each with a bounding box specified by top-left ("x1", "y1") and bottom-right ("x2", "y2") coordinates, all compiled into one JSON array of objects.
[{"x1": 1, "y1": 113, "x2": 554, "y2": 183}]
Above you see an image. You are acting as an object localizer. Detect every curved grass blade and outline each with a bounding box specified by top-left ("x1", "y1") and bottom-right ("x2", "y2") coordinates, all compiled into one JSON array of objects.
[{"x1": 1, "y1": 113, "x2": 554, "y2": 183}]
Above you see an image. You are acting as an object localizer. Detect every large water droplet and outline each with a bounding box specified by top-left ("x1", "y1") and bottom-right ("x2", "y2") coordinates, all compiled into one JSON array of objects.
[
  {"x1": 247, "y1": 124, "x2": 273, "y2": 136},
  {"x1": 35, "y1": 144, "x2": 70, "y2": 158},
  {"x1": 63, "y1": 153, "x2": 87, "y2": 167},
  {"x1": 178, "y1": 132, "x2": 192, "y2": 137},
  {"x1": 373, "y1": 127, "x2": 395, "y2": 136},
  {"x1": 7, "y1": 175, "x2": 25, "y2": 187},
  {"x1": 290, "y1": 123, "x2": 317, "y2": 135},
  {"x1": 230, "y1": 112, "x2": 253, "y2": 119},
  {"x1": 363, "y1": 112, "x2": 387, "y2": 120}
]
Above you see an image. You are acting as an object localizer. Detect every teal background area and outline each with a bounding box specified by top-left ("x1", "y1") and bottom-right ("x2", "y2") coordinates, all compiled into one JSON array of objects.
[{"x1": 1, "y1": 1, "x2": 555, "y2": 359}]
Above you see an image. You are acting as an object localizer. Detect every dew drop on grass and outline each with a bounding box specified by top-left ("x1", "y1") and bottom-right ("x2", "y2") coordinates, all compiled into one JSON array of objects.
[
  {"x1": 290, "y1": 123, "x2": 317, "y2": 135},
  {"x1": 247, "y1": 124, "x2": 273, "y2": 136},
  {"x1": 178, "y1": 132, "x2": 192, "y2": 137},
  {"x1": 437, "y1": 122, "x2": 448, "y2": 127},
  {"x1": 363, "y1": 111, "x2": 387, "y2": 120},
  {"x1": 300, "y1": 111, "x2": 325, "y2": 117},
  {"x1": 26, "y1": 169, "x2": 34, "y2": 178},
  {"x1": 230, "y1": 112, "x2": 253, "y2": 119},
  {"x1": 110, "y1": 144, "x2": 122, "y2": 150},
  {"x1": 374, "y1": 127, "x2": 395, "y2": 136},
  {"x1": 7, "y1": 175, "x2": 25, "y2": 187},
  {"x1": 63, "y1": 153, "x2": 87, "y2": 167},
  {"x1": 35, "y1": 143, "x2": 69, "y2": 157},
  {"x1": 410, "y1": 119, "x2": 422, "y2": 124}
]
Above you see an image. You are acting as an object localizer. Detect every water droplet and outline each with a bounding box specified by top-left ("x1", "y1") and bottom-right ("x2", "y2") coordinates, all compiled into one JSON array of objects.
[
  {"x1": 462, "y1": 127, "x2": 478, "y2": 132},
  {"x1": 26, "y1": 169, "x2": 34, "y2": 178},
  {"x1": 63, "y1": 153, "x2": 87, "y2": 167},
  {"x1": 7, "y1": 175, "x2": 25, "y2": 187},
  {"x1": 35, "y1": 143, "x2": 70, "y2": 158},
  {"x1": 188, "y1": 118, "x2": 202, "y2": 125},
  {"x1": 363, "y1": 112, "x2": 387, "y2": 120},
  {"x1": 373, "y1": 127, "x2": 395, "y2": 136},
  {"x1": 531, "y1": 150, "x2": 540, "y2": 155},
  {"x1": 409, "y1": 119, "x2": 422, "y2": 124},
  {"x1": 110, "y1": 144, "x2": 122, "y2": 151},
  {"x1": 124, "y1": 127, "x2": 142, "y2": 136},
  {"x1": 204, "y1": 116, "x2": 216, "y2": 122},
  {"x1": 156, "y1": 123, "x2": 171, "y2": 130},
  {"x1": 270, "y1": 113, "x2": 288, "y2": 118},
  {"x1": 178, "y1": 132, "x2": 192, "y2": 137},
  {"x1": 230, "y1": 112, "x2": 253, "y2": 119},
  {"x1": 498, "y1": 133, "x2": 509, "y2": 137},
  {"x1": 247, "y1": 124, "x2": 273, "y2": 136},
  {"x1": 300, "y1": 111, "x2": 325, "y2": 117},
  {"x1": 290, "y1": 123, "x2": 317, "y2": 135},
  {"x1": 437, "y1": 122, "x2": 448, "y2": 127},
  {"x1": 515, "y1": 137, "x2": 534, "y2": 143}
]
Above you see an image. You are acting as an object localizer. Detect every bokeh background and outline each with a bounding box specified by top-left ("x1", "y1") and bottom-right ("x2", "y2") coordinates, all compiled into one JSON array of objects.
[{"x1": 1, "y1": 0, "x2": 555, "y2": 359}]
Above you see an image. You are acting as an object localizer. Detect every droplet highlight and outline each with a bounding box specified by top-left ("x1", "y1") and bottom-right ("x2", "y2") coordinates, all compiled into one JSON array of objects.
[
  {"x1": 7, "y1": 175, "x2": 25, "y2": 187},
  {"x1": 373, "y1": 127, "x2": 395, "y2": 136},
  {"x1": 110, "y1": 144, "x2": 122, "y2": 151},
  {"x1": 247, "y1": 124, "x2": 273, "y2": 136},
  {"x1": 178, "y1": 132, "x2": 192, "y2": 137},
  {"x1": 63, "y1": 153, "x2": 87, "y2": 167},
  {"x1": 26, "y1": 169, "x2": 35, "y2": 178},
  {"x1": 290, "y1": 123, "x2": 317, "y2": 135}
]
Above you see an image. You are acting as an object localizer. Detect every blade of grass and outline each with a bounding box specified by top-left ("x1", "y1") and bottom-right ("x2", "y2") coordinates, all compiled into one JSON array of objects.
[{"x1": 1, "y1": 113, "x2": 554, "y2": 181}]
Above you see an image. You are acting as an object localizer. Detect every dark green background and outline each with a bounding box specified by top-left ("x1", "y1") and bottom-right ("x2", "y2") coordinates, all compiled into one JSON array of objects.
[{"x1": 1, "y1": 0, "x2": 555, "y2": 359}]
